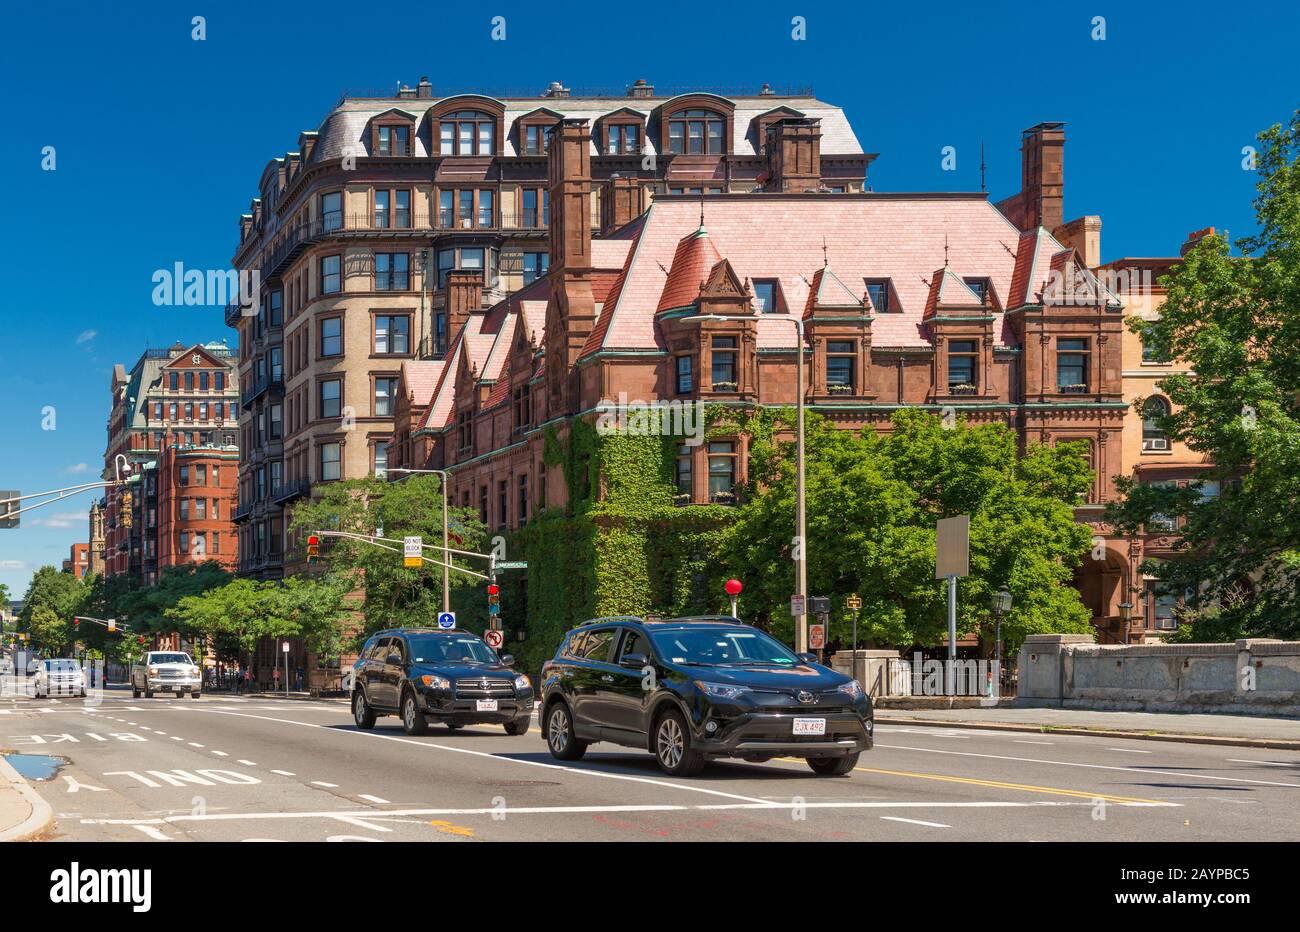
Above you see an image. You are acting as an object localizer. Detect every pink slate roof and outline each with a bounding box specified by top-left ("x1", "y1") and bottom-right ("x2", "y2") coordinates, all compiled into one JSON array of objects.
[
  {"x1": 399, "y1": 360, "x2": 446, "y2": 407},
  {"x1": 586, "y1": 195, "x2": 1031, "y2": 353}
]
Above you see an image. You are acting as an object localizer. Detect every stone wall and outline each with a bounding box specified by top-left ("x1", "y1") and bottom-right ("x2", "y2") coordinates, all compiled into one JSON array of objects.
[{"x1": 1016, "y1": 634, "x2": 1300, "y2": 715}]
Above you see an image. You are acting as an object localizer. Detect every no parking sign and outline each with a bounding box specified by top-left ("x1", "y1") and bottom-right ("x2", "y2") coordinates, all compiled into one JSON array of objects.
[{"x1": 484, "y1": 629, "x2": 504, "y2": 649}]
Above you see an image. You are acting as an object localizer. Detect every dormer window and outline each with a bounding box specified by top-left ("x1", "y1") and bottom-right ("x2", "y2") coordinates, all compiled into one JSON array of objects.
[
  {"x1": 947, "y1": 340, "x2": 978, "y2": 394},
  {"x1": 524, "y1": 124, "x2": 552, "y2": 155},
  {"x1": 826, "y1": 341, "x2": 856, "y2": 394},
  {"x1": 864, "y1": 279, "x2": 891, "y2": 313},
  {"x1": 607, "y1": 123, "x2": 641, "y2": 154},
  {"x1": 668, "y1": 109, "x2": 724, "y2": 155},
  {"x1": 963, "y1": 277, "x2": 989, "y2": 304},
  {"x1": 753, "y1": 279, "x2": 779, "y2": 313},
  {"x1": 710, "y1": 336, "x2": 738, "y2": 391},
  {"x1": 439, "y1": 111, "x2": 496, "y2": 156}
]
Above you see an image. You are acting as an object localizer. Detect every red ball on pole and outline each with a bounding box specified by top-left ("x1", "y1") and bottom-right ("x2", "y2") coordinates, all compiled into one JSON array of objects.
[{"x1": 724, "y1": 578, "x2": 743, "y2": 596}]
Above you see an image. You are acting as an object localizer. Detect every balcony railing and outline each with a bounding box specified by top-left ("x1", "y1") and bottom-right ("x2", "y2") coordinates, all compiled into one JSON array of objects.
[{"x1": 273, "y1": 479, "x2": 312, "y2": 505}]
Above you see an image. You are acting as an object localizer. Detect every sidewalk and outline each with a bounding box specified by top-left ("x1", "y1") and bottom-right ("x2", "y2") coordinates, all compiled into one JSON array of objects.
[
  {"x1": 0, "y1": 754, "x2": 53, "y2": 842},
  {"x1": 875, "y1": 705, "x2": 1300, "y2": 749}
]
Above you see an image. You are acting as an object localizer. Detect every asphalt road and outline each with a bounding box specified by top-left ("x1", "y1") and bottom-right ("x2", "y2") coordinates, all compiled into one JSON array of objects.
[{"x1": 4, "y1": 687, "x2": 1300, "y2": 842}]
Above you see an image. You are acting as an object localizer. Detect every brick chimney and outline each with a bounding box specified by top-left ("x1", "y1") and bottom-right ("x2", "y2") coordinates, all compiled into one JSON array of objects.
[
  {"x1": 996, "y1": 122, "x2": 1065, "y2": 232},
  {"x1": 601, "y1": 175, "x2": 646, "y2": 233},
  {"x1": 445, "y1": 269, "x2": 483, "y2": 345},
  {"x1": 627, "y1": 78, "x2": 655, "y2": 98},
  {"x1": 1180, "y1": 226, "x2": 1217, "y2": 256},
  {"x1": 1054, "y1": 215, "x2": 1102, "y2": 269},
  {"x1": 545, "y1": 119, "x2": 597, "y2": 412},
  {"x1": 763, "y1": 118, "x2": 822, "y2": 192}
]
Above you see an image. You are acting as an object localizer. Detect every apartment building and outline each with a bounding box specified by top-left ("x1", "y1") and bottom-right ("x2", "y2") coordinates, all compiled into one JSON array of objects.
[{"x1": 228, "y1": 79, "x2": 872, "y2": 577}]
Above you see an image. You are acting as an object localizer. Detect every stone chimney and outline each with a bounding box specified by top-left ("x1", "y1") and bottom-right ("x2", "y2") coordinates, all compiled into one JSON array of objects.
[
  {"x1": 543, "y1": 81, "x2": 571, "y2": 98},
  {"x1": 545, "y1": 119, "x2": 597, "y2": 413},
  {"x1": 1181, "y1": 226, "x2": 1217, "y2": 256},
  {"x1": 763, "y1": 118, "x2": 822, "y2": 192},
  {"x1": 996, "y1": 122, "x2": 1065, "y2": 232},
  {"x1": 1054, "y1": 215, "x2": 1102, "y2": 269},
  {"x1": 417, "y1": 76, "x2": 432, "y2": 99},
  {"x1": 601, "y1": 175, "x2": 646, "y2": 233},
  {"x1": 445, "y1": 269, "x2": 483, "y2": 345},
  {"x1": 627, "y1": 78, "x2": 655, "y2": 98}
]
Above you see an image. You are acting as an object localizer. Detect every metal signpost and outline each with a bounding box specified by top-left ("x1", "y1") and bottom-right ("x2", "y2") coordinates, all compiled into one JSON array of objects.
[
  {"x1": 845, "y1": 593, "x2": 863, "y2": 685},
  {"x1": 935, "y1": 515, "x2": 971, "y2": 696},
  {"x1": 282, "y1": 640, "x2": 290, "y2": 696}
]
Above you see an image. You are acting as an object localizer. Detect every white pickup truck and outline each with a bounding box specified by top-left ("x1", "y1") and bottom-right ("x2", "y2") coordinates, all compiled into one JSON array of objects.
[{"x1": 131, "y1": 651, "x2": 202, "y2": 699}]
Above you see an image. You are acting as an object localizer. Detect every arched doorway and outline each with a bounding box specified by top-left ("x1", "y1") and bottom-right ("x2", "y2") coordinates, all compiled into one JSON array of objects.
[{"x1": 1072, "y1": 544, "x2": 1132, "y2": 644}]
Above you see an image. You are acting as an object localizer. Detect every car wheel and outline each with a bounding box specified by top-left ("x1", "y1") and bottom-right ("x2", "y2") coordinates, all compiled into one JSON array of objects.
[
  {"x1": 544, "y1": 702, "x2": 587, "y2": 761},
  {"x1": 143, "y1": 684, "x2": 154, "y2": 699},
  {"x1": 132, "y1": 684, "x2": 140, "y2": 699},
  {"x1": 807, "y1": 752, "x2": 859, "y2": 776},
  {"x1": 401, "y1": 690, "x2": 428, "y2": 736},
  {"x1": 503, "y1": 718, "x2": 530, "y2": 736},
  {"x1": 352, "y1": 689, "x2": 376, "y2": 729},
  {"x1": 191, "y1": 691, "x2": 201, "y2": 699},
  {"x1": 654, "y1": 709, "x2": 705, "y2": 777}
]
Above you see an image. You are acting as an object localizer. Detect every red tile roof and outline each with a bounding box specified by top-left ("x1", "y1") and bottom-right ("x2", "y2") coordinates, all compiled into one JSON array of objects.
[{"x1": 655, "y1": 226, "x2": 722, "y2": 312}]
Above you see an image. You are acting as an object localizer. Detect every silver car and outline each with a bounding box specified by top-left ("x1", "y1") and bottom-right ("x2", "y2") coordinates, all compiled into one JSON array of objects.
[
  {"x1": 131, "y1": 651, "x2": 202, "y2": 698},
  {"x1": 34, "y1": 658, "x2": 86, "y2": 698}
]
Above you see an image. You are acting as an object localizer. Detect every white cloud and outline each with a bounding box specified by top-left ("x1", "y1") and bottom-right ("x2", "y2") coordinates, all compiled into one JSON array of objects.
[
  {"x1": 66, "y1": 462, "x2": 89, "y2": 474},
  {"x1": 76, "y1": 329, "x2": 97, "y2": 345},
  {"x1": 29, "y1": 511, "x2": 88, "y2": 529},
  {"x1": 0, "y1": 560, "x2": 30, "y2": 571}
]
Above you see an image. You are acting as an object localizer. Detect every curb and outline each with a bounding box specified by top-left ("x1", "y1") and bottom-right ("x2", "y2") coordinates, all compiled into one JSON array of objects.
[
  {"x1": 256, "y1": 693, "x2": 351, "y2": 704},
  {"x1": 874, "y1": 716, "x2": 1300, "y2": 751},
  {"x1": 0, "y1": 754, "x2": 54, "y2": 842}
]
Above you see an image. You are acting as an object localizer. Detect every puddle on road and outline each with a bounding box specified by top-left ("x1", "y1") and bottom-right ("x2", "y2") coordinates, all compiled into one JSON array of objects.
[{"x1": 2, "y1": 752, "x2": 66, "y2": 781}]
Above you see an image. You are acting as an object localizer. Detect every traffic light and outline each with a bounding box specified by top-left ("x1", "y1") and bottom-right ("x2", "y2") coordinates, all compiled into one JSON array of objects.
[
  {"x1": 73, "y1": 617, "x2": 80, "y2": 631},
  {"x1": 120, "y1": 490, "x2": 134, "y2": 528},
  {"x1": 0, "y1": 491, "x2": 19, "y2": 529},
  {"x1": 107, "y1": 619, "x2": 116, "y2": 633},
  {"x1": 306, "y1": 535, "x2": 320, "y2": 563},
  {"x1": 487, "y1": 584, "x2": 501, "y2": 617}
]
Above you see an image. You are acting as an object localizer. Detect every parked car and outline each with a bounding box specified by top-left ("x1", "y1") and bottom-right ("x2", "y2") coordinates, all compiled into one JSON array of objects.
[
  {"x1": 540, "y1": 615, "x2": 874, "y2": 776},
  {"x1": 131, "y1": 651, "x2": 202, "y2": 698},
  {"x1": 350, "y1": 627, "x2": 533, "y2": 736},
  {"x1": 33, "y1": 658, "x2": 85, "y2": 698}
]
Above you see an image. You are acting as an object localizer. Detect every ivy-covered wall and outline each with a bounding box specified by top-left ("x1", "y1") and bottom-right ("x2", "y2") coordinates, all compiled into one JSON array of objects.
[{"x1": 509, "y1": 416, "x2": 736, "y2": 674}]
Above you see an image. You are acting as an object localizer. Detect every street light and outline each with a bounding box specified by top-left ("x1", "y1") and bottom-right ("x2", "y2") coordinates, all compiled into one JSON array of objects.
[
  {"x1": 683, "y1": 312, "x2": 808, "y2": 651},
  {"x1": 387, "y1": 468, "x2": 451, "y2": 614},
  {"x1": 992, "y1": 585, "x2": 1012, "y2": 695}
]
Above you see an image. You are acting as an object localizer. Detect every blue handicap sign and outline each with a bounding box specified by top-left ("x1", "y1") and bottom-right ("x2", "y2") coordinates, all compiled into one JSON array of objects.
[{"x1": 437, "y1": 612, "x2": 456, "y2": 629}]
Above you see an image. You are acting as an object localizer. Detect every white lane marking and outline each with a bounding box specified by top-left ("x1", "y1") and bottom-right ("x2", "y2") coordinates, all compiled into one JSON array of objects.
[
  {"x1": 881, "y1": 816, "x2": 950, "y2": 828},
  {"x1": 78, "y1": 799, "x2": 1148, "y2": 828},
  {"x1": 172, "y1": 706, "x2": 779, "y2": 807},
  {"x1": 877, "y1": 743, "x2": 1300, "y2": 789},
  {"x1": 331, "y1": 815, "x2": 392, "y2": 832},
  {"x1": 211, "y1": 751, "x2": 228, "y2": 757},
  {"x1": 270, "y1": 770, "x2": 295, "y2": 776},
  {"x1": 237, "y1": 760, "x2": 258, "y2": 767},
  {"x1": 62, "y1": 775, "x2": 107, "y2": 793},
  {"x1": 1014, "y1": 740, "x2": 1055, "y2": 745},
  {"x1": 1226, "y1": 758, "x2": 1300, "y2": 768},
  {"x1": 170, "y1": 736, "x2": 182, "y2": 741},
  {"x1": 154, "y1": 731, "x2": 167, "y2": 736},
  {"x1": 1108, "y1": 747, "x2": 1152, "y2": 754},
  {"x1": 357, "y1": 794, "x2": 390, "y2": 804},
  {"x1": 132, "y1": 824, "x2": 171, "y2": 840},
  {"x1": 188, "y1": 743, "x2": 205, "y2": 748},
  {"x1": 311, "y1": 781, "x2": 339, "y2": 788}
]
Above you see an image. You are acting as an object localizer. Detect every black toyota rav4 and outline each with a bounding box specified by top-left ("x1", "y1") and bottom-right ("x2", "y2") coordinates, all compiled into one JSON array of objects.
[
  {"x1": 351, "y1": 627, "x2": 533, "y2": 736},
  {"x1": 540, "y1": 615, "x2": 873, "y2": 776}
]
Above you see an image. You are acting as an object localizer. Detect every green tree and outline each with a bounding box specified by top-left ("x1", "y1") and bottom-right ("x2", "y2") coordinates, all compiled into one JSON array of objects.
[
  {"x1": 168, "y1": 576, "x2": 355, "y2": 659},
  {"x1": 1108, "y1": 110, "x2": 1300, "y2": 639},
  {"x1": 723, "y1": 408, "x2": 1094, "y2": 655},
  {"x1": 18, "y1": 565, "x2": 87, "y2": 652},
  {"x1": 288, "y1": 474, "x2": 487, "y2": 641},
  {"x1": 114, "y1": 562, "x2": 231, "y2": 638}
]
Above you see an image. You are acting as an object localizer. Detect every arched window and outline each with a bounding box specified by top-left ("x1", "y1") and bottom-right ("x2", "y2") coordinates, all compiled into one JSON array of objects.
[
  {"x1": 667, "y1": 109, "x2": 725, "y2": 155},
  {"x1": 439, "y1": 111, "x2": 496, "y2": 156},
  {"x1": 1142, "y1": 396, "x2": 1170, "y2": 451}
]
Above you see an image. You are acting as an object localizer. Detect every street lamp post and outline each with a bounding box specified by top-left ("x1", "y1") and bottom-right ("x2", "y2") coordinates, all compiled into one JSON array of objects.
[
  {"x1": 992, "y1": 585, "x2": 1012, "y2": 696},
  {"x1": 387, "y1": 468, "x2": 451, "y2": 614},
  {"x1": 683, "y1": 313, "x2": 807, "y2": 651}
]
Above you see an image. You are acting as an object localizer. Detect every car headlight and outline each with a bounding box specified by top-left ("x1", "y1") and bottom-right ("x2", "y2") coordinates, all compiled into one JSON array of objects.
[
  {"x1": 513, "y1": 674, "x2": 531, "y2": 691},
  {"x1": 148, "y1": 666, "x2": 159, "y2": 675},
  {"x1": 419, "y1": 674, "x2": 451, "y2": 690},
  {"x1": 837, "y1": 680, "x2": 865, "y2": 700},
  {"x1": 695, "y1": 681, "x2": 751, "y2": 700}
]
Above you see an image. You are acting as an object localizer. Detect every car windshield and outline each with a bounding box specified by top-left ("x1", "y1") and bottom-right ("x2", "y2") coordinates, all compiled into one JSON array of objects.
[
  {"x1": 150, "y1": 653, "x2": 192, "y2": 665},
  {"x1": 46, "y1": 660, "x2": 80, "y2": 672},
  {"x1": 407, "y1": 635, "x2": 499, "y2": 665},
  {"x1": 649, "y1": 626, "x2": 799, "y2": 666}
]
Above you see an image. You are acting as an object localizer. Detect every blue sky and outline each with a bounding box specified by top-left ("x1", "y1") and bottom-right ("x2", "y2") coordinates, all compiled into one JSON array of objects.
[{"x1": 0, "y1": 0, "x2": 1296, "y2": 598}]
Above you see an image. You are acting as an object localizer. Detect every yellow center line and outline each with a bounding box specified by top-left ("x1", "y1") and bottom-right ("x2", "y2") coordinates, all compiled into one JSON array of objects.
[{"x1": 429, "y1": 819, "x2": 475, "y2": 837}]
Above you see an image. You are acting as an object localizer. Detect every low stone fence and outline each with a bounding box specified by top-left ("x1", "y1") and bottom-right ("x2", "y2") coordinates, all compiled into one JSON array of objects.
[{"x1": 1017, "y1": 634, "x2": 1300, "y2": 715}]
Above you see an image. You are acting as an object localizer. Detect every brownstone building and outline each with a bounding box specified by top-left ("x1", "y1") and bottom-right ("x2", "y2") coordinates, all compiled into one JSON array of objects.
[
  {"x1": 101, "y1": 342, "x2": 241, "y2": 584},
  {"x1": 62, "y1": 543, "x2": 90, "y2": 580}
]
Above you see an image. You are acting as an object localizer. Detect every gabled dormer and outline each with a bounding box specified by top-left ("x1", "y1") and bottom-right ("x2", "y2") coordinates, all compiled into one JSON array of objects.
[
  {"x1": 596, "y1": 107, "x2": 646, "y2": 156},
  {"x1": 515, "y1": 107, "x2": 565, "y2": 157},
  {"x1": 925, "y1": 266, "x2": 997, "y2": 402},
  {"x1": 366, "y1": 108, "x2": 418, "y2": 157},
  {"x1": 805, "y1": 264, "x2": 873, "y2": 402}
]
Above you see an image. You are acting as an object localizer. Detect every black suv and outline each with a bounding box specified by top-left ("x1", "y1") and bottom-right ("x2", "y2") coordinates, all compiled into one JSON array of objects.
[
  {"x1": 539, "y1": 615, "x2": 873, "y2": 776},
  {"x1": 351, "y1": 627, "x2": 533, "y2": 736}
]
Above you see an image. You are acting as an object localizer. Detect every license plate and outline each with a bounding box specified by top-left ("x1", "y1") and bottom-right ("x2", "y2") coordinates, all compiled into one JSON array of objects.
[
  {"x1": 476, "y1": 699, "x2": 498, "y2": 712},
  {"x1": 793, "y1": 717, "x2": 826, "y2": 736}
]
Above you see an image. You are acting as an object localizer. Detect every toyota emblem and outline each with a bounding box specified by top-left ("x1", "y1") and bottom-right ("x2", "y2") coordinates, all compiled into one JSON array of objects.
[{"x1": 797, "y1": 690, "x2": 815, "y2": 704}]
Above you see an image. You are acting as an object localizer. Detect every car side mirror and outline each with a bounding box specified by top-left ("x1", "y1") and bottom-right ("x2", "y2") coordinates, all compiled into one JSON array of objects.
[
  {"x1": 499, "y1": 654, "x2": 515, "y2": 667},
  {"x1": 386, "y1": 653, "x2": 402, "y2": 665},
  {"x1": 796, "y1": 652, "x2": 818, "y2": 664},
  {"x1": 620, "y1": 652, "x2": 649, "y2": 669}
]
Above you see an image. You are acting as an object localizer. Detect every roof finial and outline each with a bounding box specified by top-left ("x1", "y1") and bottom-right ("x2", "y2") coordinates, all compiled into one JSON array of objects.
[
  {"x1": 822, "y1": 236, "x2": 829, "y2": 268},
  {"x1": 980, "y1": 141, "x2": 987, "y2": 193},
  {"x1": 944, "y1": 231, "x2": 950, "y2": 267},
  {"x1": 699, "y1": 190, "x2": 706, "y2": 231}
]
